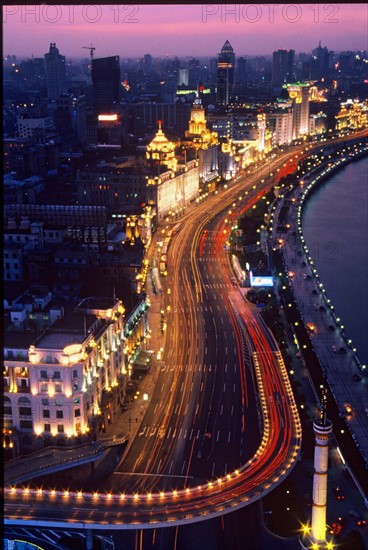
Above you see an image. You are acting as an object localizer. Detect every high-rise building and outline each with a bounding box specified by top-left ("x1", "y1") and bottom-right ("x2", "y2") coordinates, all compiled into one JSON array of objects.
[
  {"x1": 287, "y1": 83, "x2": 310, "y2": 138},
  {"x1": 310, "y1": 41, "x2": 332, "y2": 81},
  {"x1": 237, "y1": 56, "x2": 247, "y2": 83},
  {"x1": 188, "y1": 58, "x2": 200, "y2": 88},
  {"x1": 217, "y1": 40, "x2": 235, "y2": 106},
  {"x1": 91, "y1": 56, "x2": 121, "y2": 115},
  {"x1": 272, "y1": 49, "x2": 295, "y2": 85},
  {"x1": 44, "y1": 43, "x2": 67, "y2": 100},
  {"x1": 55, "y1": 94, "x2": 87, "y2": 145}
]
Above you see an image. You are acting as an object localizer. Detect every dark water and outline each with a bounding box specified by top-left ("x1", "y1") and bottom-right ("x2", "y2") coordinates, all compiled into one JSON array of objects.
[{"x1": 302, "y1": 155, "x2": 368, "y2": 367}]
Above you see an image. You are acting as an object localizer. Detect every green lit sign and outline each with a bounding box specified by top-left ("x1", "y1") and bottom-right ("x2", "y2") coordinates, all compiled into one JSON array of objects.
[{"x1": 176, "y1": 89, "x2": 211, "y2": 95}]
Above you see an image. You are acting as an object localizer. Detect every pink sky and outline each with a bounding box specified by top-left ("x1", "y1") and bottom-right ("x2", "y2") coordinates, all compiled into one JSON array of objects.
[{"x1": 3, "y1": 4, "x2": 368, "y2": 59}]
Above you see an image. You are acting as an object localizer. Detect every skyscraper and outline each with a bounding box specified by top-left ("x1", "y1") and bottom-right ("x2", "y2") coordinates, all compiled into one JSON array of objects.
[
  {"x1": 310, "y1": 41, "x2": 332, "y2": 81},
  {"x1": 272, "y1": 49, "x2": 295, "y2": 85},
  {"x1": 287, "y1": 83, "x2": 310, "y2": 138},
  {"x1": 91, "y1": 56, "x2": 121, "y2": 115},
  {"x1": 44, "y1": 43, "x2": 67, "y2": 100},
  {"x1": 237, "y1": 56, "x2": 247, "y2": 83},
  {"x1": 217, "y1": 40, "x2": 235, "y2": 106}
]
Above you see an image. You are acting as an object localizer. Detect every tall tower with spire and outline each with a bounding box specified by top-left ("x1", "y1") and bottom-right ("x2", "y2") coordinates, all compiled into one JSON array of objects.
[
  {"x1": 300, "y1": 388, "x2": 334, "y2": 549},
  {"x1": 217, "y1": 40, "x2": 235, "y2": 106}
]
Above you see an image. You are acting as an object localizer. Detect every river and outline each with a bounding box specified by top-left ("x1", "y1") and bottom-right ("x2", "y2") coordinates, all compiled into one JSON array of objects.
[{"x1": 302, "y1": 155, "x2": 368, "y2": 367}]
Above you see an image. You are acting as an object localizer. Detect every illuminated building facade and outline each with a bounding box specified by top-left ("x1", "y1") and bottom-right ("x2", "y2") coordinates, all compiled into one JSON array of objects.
[
  {"x1": 146, "y1": 123, "x2": 199, "y2": 220},
  {"x1": 217, "y1": 40, "x2": 235, "y2": 106},
  {"x1": 286, "y1": 83, "x2": 310, "y2": 139},
  {"x1": 146, "y1": 121, "x2": 178, "y2": 173},
  {"x1": 3, "y1": 296, "x2": 149, "y2": 454},
  {"x1": 335, "y1": 99, "x2": 368, "y2": 130},
  {"x1": 183, "y1": 96, "x2": 219, "y2": 187},
  {"x1": 269, "y1": 107, "x2": 293, "y2": 145}
]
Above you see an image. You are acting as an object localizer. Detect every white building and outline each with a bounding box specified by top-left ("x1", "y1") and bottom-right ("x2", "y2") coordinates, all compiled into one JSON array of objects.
[
  {"x1": 270, "y1": 108, "x2": 293, "y2": 146},
  {"x1": 17, "y1": 114, "x2": 55, "y2": 144},
  {"x1": 3, "y1": 297, "x2": 135, "y2": 454},
  {"x1": 286, "y1": 83, "x2": 310, "y2": 139},
  {"x1": 146, "y1": 124, "x2": 200, "y2": 220}
]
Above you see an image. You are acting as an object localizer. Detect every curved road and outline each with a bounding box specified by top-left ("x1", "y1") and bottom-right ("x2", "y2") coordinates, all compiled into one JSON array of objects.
[{"x1": 6, "y1": 129, "x2": 366, "y2": 529}]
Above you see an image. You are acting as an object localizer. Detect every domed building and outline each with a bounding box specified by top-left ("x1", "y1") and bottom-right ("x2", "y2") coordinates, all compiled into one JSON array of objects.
[
  {"x1": 146, "y1": 121, "x2": 177, "y2": 173},
  {"x1": 146, "y1": 122, "x2": 199, "y2": 221}
]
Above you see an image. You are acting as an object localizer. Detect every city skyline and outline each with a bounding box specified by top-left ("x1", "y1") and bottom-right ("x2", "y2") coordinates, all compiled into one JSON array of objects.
[{"x1": 3, "y1": 3, "x2": 368, "y2": 59}]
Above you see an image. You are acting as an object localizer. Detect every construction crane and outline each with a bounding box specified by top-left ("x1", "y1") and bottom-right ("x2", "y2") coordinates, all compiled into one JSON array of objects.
[{"x1": 82, "y1": 44, "x2": 96, "y2": 61}]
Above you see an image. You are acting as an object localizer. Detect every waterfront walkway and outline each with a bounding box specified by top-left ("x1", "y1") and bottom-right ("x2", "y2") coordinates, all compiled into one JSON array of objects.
[{"x1": 272, "y1": 154, "x2": 368, "y2": 463}]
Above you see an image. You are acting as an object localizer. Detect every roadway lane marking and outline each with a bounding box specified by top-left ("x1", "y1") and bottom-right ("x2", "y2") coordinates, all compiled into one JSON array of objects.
[
  {"x1": 231, "y1": 405, "x2": 234, "y2": 415},
  {"x1": 179, "y1": 428, "x2": 182, "y2": 438},
  {"x1": 190, "y1": 428, "x2": 193, "y2": 440},
  {"x1": 220, "y1": 404, "x2": 223, "y2": 415},
  {"x1": 154, "y1": 404, "x2": 158, "y2": 414},
  {"x1": 167, "y1": 427, "x2": 172, "y2": 438},
  {"x1": 225, "y1": 346, "x2": 228, "y2": 355},
  {"x1": 205, "y1": 347, "x2": 208, "y2": 355},
  {"x1": 174, "y1": 403, "x2": 179, "y2": 414},
  {"x1": 200, "y1": 382, "x2": 203, "y2": 392},
  {"x1": 181, "y1": 461, "x2": 186, "y2": 475},
  {"x1": 195, "y1": 403, "x2": 199, "y2": 415},
  {"x1": 184, "y1": 404, "x2": 188, "y2": 415},
  {"x1": 228, "y1": 432, "x2": 231, "y2": 443},
  {"x1": 184, "y1": 429, "x2": 187, "y2": 439},
  {"x1": 221, "y1": 317, "x2": 224, "y2": 324},
  {"x1": 196, "y1": 429, "x2": 200, "y2": 439},
  {"x1": 216, "y1": 430, "x2": 220, "y2": 442},
  {"x1": 173, "y1": 428, "x2": 177, "y2": 438},
  {"x1": 223, "y1": 383, "x2": 226, "y2": 392},
  {"x1": 234, "y1": 365, "x2": 237, "y2": 373},
  {"x1": 212, "y1": 462, "x2": 215, "y2": 477},
  {"x1": 233, "y1": 383, "x2": 236, "y2": 393},
  {"x1": 225, "y1": 364, "x2": 227, "y2": 373}
]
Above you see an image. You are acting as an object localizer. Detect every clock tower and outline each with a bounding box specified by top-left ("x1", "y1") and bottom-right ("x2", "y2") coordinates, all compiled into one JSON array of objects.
[{"x1": 188, "y1": 97, "x2": 207, "y2": 136}]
